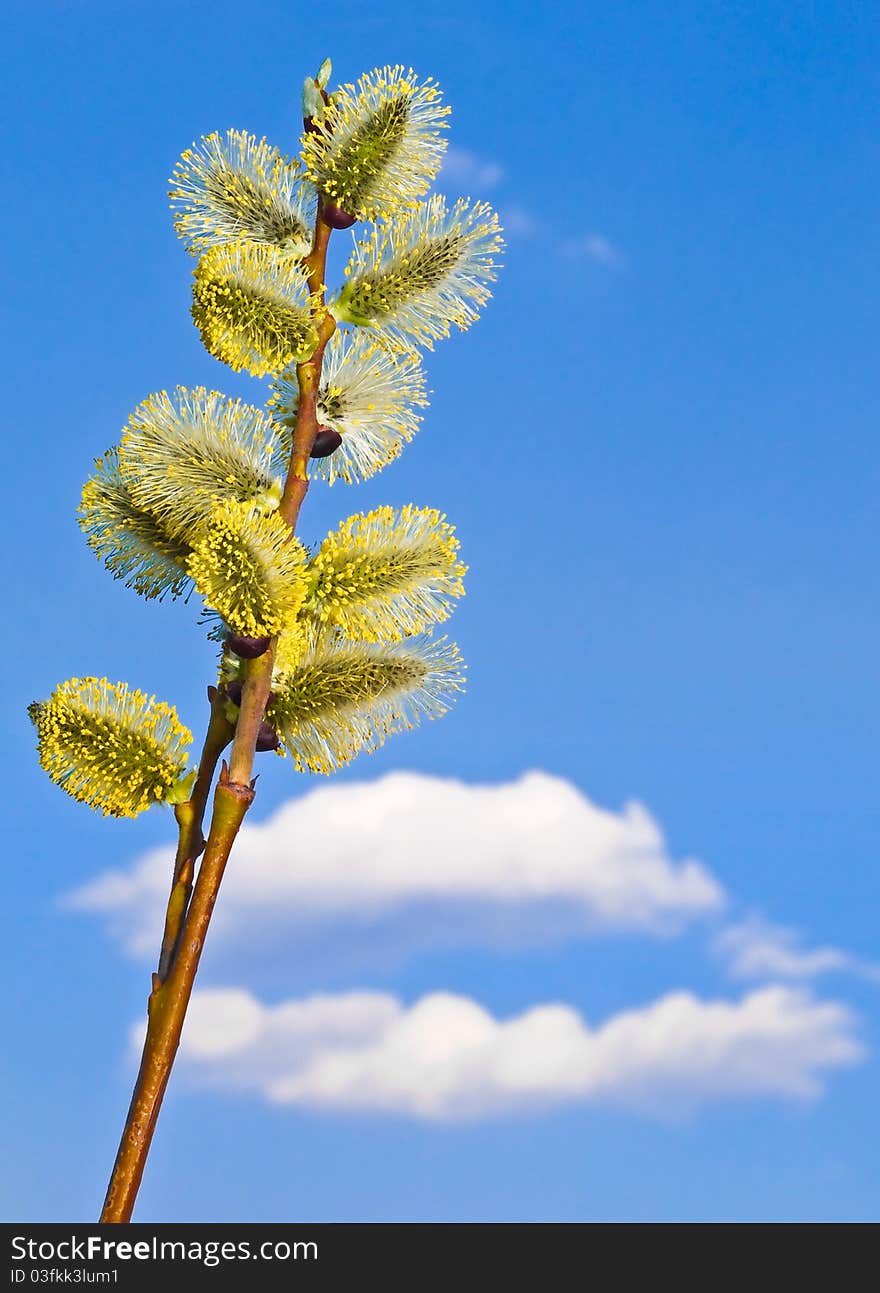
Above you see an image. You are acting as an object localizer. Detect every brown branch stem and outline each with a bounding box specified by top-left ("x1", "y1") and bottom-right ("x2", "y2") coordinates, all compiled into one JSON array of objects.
[
  {"x1": 230, "y1": 202, "x2": 337, "y2": 783},
  {"x1": 279, "y1": 205, "x2": 336, "y2": 528},
  {"x1": 98, "y1": 195, "x2": 338, "y2": 1223},
  {"x1": 156, "y1": 689, "x2": 234, "y2": 981},
  {"x1": 99, "y1": 773, "x2": 254, "y2": 1222},
  {"x1": 228, "y1": 646, "x2": 276, "y2": 785}
]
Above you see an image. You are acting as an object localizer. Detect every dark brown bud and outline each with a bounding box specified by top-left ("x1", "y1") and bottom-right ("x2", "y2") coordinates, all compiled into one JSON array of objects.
[
  {"x1": 311, "y1": 426, "x2": 343, "y2": 458},
  {"x1": 255, "y1": 720, "x2": 281, "y2": 752},
  {"x1": 226, "y1": 633, "x2": 271, "y2": 659},
  {"x1": 225, "y1": 679, "x2": 277, "y2": 709},
  {"x1": 321, "y1": 200, "x2": 357, "y2": 230}
]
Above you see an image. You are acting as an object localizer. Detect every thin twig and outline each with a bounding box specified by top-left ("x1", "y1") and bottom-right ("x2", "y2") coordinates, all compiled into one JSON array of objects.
[{"x1": 156, "y1": 689, "x2": 234, "y2": 982}]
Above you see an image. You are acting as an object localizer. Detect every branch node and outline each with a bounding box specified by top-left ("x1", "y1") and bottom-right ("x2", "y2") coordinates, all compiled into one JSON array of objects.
[{"x1": 218, "y1": 778, "x2": 257, "y2": 807}]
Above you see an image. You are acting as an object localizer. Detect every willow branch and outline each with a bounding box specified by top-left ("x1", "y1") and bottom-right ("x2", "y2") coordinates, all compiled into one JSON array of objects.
[
  {"x1": 156, "y1": 688, "x2": 234, "y2": 982},
  {"x1": 229, "y1": 200, "x2": 336, "y2": 785},
  {"x1": 100, "y1": 772, "x2": 254, "y2": 1223},
  {"x1": 99, "y1": 197, "x2": 338, "y2": 1223},
  {"x1": 278, "y1": 205, "x2": 336, "y2": 529}
]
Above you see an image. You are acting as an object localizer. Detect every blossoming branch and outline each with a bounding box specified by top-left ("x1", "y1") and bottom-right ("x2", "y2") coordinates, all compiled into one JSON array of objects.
[{"x1": 29, "y1": 59, "x2": 503, "y2": 1223}]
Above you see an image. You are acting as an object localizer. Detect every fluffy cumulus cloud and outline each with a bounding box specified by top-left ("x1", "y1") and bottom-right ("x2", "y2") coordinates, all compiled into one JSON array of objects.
[
  {"x1": 716, "y1": 917, "x2": 880, "y2": 985},
  {"x1": 66, "y1": 771, "x2": 724, "y2": 964},
  {"x1": 168, "y1": 984, "x2": 862, "y2": 1121}
]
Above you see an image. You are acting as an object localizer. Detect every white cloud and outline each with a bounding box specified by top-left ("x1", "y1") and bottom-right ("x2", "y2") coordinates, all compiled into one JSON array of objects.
[
  {"x1": 440, "y1": 146, "x2": 504, "y2": 191},
  {"x1": 66, "y1": 771, "x2": 724, "y2": 965},
  {"x1": 563, "y1": 233, "x2": 624, "y2": 266},
  {"x1": 499, "y1": 204, "x2": 540, "y2": 238},
  {"x1": 166, "y1": 984, "x2": 862, "y2": 1120},
  {"x1": 716, "y1": 917, "x2": 880, "y2": 985}
]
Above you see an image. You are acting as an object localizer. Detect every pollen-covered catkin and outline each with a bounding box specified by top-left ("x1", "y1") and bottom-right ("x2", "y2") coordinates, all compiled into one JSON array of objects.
[
  {"x1": 29, "y1": 678, "x2": 192, "y2": 818},
  {"x1": 192, "y1": 242, "x2": 318, "y2": 376},
  {"x1": 170, "y1": 129, "x2": 314, "y2": 256},
  {"x1": 270, "y1": 330, "x2": 428, "y2": 485},
  {"x1": 302, "y1": 65, "x2": 449, "y2": 221},
  {"x1": 118, "y1": 387, "x2": 281, "y2": 544},
  {"x1": 79, "y1": 448, "x2": 193, "y2": 601},
  {"x1": 308, "y1": 505, "x2": 466, "y2": 641},
  {"x1": 268, "y1": 630, "x2": 465, "y2": 774},
  {"x1": 334, "y1": 195, "x2": 504, "y2": 351},
  {"x1": 187, "y1": 500, "x2": 310, "y2": 639}
]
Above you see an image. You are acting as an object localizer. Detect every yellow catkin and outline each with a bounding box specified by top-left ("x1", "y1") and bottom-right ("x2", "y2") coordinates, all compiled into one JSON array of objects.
[
  {"x1": 334, "y1": 195, "x2": 504, "y2": 351},
  {"x1": 29, "y1": 678, "x2": 192, "y2": 818},
  {"x1": 78, "y1": 448, "x2": 192, "y2": 600},
  {"x1": 302, "y1": 65, "x2": 449, "y2": 220},
  {"x1": 308, "y1": 504, "x2": 465, "y2": 641},
  {"x1": 187, "y1": 500, "x2": 309, "y2": 639},
  {"x1": 170, "y1": 129, "x2": 313, "y2": 255},
  {"x1": 192, "y1": 242, "x2": 318, "y2": 376},
  {"x1": 118, "y1": 386, "x2": 281, "y2": 544},
  {"x1": 268, "y1": 629, "x2": 464, "y2": 774},
  {"x1": 269, "y1": 330, "x2": 428, "y2": 485}
]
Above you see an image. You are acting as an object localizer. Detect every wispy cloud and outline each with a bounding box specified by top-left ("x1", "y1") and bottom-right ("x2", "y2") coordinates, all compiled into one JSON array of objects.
[
  {"x1": 167, "y1": 984, "x2": 862, "y2": 1121},
  {"x1": 440, "y1": 146, "x2": 504, "y2": 191},
  {"x1": 716, "y1": 917, "x2": 880, "y2": 985},
  {"x1": 437, "y1": 148, "x2": 619, "y2": 258},
  {"x1": 499, "y1": 204, "x2": 540, "y2": 239},
  {"x1": 66, "y1": 771, "x2": 725, "y2": 968},
  {"x1": 437, "y1": 148, "x2": 541, "y2": 240},
  {"x1": 562, "y1": 233, "x2": 625, "y2": 267}
]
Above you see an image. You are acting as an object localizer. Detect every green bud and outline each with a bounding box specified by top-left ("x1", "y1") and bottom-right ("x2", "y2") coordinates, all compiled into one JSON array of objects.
[
  {"x1": 165, "y1": 768, "x2": 199, "y2": 806},
  {"x1": 302, "y1": 78, "x2": 325, "y2": 122}
]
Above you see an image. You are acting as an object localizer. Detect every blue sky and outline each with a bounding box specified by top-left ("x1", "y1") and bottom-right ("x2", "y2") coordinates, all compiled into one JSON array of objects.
[{"x1": 2, "y1": 0, "x2": 879, "y2": 1221}]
